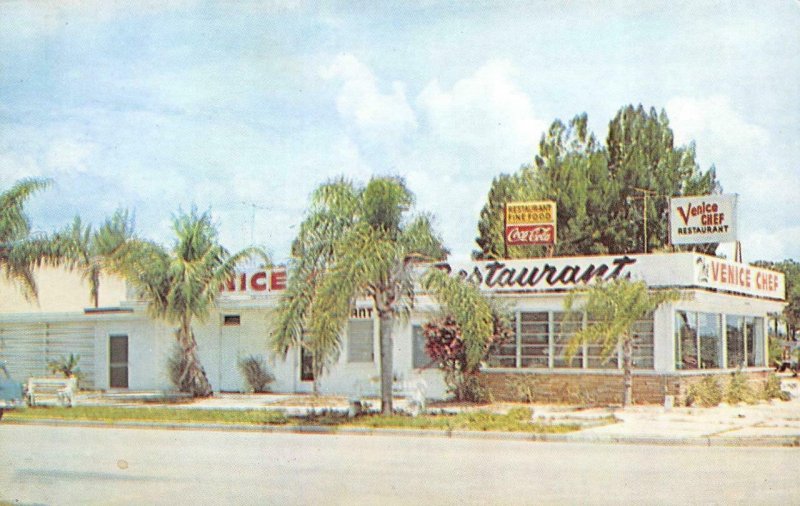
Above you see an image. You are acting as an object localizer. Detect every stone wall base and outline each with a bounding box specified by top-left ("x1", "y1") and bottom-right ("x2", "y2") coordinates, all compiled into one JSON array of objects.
[{"x1": 480, "y1": 370, "x2": 772, "y2": 406}]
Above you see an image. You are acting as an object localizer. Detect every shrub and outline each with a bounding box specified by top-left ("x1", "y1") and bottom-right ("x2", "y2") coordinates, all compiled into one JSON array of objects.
[
  {"x1": 725, "y1": 370, "x2": 758, "y2": 405},
  {"x1": 47, "y1": 353, "x2": 85, "y2": 388},
  {"x1": 762, "y1": 373, "x2": 790, "y2": 401},
  {"x1": 506, "y1": 376, "x2": 539, "y2": 403},
  {"x1": 423, "y1": 314, "x2": 512, "y2": 402},
  {"x1": 237, "y1": 355, "x2": 275, "y2": 393},
  {"x1": 686, "y1": 376, "x2": 722, "y2": 407}
]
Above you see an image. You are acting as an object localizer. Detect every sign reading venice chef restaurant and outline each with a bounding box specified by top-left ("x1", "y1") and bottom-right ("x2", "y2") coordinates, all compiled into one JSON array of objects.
[
  {"x1": 670, "y1": 194, "x2": 737, "y2": 245},
  {"x1": 505, "y1": 201, "x2": 556, "y2": 246}
]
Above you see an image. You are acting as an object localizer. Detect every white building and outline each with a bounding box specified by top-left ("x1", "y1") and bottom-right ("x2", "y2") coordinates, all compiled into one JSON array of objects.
[{"x1": 0, "y1": 252, "x2": 786, "y2": 404}]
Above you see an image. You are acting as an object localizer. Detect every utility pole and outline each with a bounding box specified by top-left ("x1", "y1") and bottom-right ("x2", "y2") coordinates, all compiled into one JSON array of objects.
[{"x1": 240, "y1": 201, "x2": 269, "y2": 245}]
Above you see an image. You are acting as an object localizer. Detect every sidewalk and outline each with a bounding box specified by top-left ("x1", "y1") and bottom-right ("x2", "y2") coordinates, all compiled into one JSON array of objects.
[{"x1": 53, "y1": 376, "x2": 800, "y2": 447}]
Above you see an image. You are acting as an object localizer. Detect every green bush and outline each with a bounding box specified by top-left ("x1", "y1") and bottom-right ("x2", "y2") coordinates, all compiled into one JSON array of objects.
[
  {"x1": 47, "y1": 353, "x2": 85, "y2": 389},
  {"x1": 762, "y1": 373, "x2": 790, "y2": 401},
  {"x1": 725, "y1": 370, "x2": 758, "y2": 405},
  {"x1": 237, "y1": 355, "x2": 275, "y2": 393},
  {"x1": 686, "y1": 376, "x2": 722, "y2": 407},
  {"x1": 506, "y1": 376, "x2": 539, "y2": 403}
]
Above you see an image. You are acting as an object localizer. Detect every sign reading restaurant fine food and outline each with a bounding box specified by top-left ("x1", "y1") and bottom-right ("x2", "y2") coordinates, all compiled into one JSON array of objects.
[
  {"x1": 670, "y1": 194, "x2": 737, "y2": 245},
  {"x1": 505, "y1": 201, "x2": 556, "y2": 246}
]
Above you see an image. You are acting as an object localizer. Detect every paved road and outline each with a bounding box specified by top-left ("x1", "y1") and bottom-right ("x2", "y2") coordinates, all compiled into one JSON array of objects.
[{"x1": 1, "y1": 424, "x2": 795, "y2": 505}]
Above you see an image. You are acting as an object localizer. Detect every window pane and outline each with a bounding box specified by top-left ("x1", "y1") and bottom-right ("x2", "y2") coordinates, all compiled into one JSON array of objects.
[
  {"x1": 698, "y1": 313, "x2": 721, "y2": 369},
  {"x1": 519, "y1": 312, "x2": 548, "y2": 368},
  {"x1": 726, "y1": 315, "x2": 745, "y2": 368},
  {"x1": 747, "y1": 317, "x2": 765, "y2": 367},
  {"x1": 586, "y1": 314, "x2": 617, "y2": 369},
  {"x1": 412, "y1": 325, "x2": 430, "y2": 369},
  {"x1": 675, "y1": 311, "x2": 698, "y2": 370},
  {"x1": 632, "y1": 313, "x2": 654, "y2": 369},
  {"x1": 347, "y1": 320, "x2": 374, "y2": 363},
  {"x1": 552, "y1": 312, "x2": 581, "y2": 368}
]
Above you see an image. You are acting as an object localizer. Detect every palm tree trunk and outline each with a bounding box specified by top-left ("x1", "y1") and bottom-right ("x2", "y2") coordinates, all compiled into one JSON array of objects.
[
  {"x1": 379, "y1": 314, "x2": 394, "y2": 415},
  {"x1": 177, "y1": 318, "x2": 213, "y2": 398},
  {"x1": 622, "y1": 336, "x2": 633, "y2": 407}
]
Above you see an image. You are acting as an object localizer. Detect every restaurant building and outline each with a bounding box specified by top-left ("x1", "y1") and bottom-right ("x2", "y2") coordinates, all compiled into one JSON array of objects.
[{"x1": 0, "y1": 252, "x2": 786, "y2": 404}]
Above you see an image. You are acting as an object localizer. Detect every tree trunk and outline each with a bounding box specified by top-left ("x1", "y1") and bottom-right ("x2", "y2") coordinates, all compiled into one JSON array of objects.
[
  {"x1": 177, "y1": 319, "x2": 213, "y2": 398},
  {"x1": 622, "y1": 336, "x2": 633, "y2": 407},
  {"x1": 379, "y1": 314, "x2": 394, "y2": 415}
]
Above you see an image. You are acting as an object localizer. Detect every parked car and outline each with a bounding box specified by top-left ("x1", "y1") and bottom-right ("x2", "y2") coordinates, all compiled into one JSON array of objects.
[{"x1": 0, "y1": 361, "x2": 24, "y2": 420}]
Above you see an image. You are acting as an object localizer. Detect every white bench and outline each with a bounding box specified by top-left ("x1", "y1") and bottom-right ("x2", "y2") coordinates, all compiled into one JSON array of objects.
[{"x1": 27, "y1": 377, "x2": 77, "y2": 407}]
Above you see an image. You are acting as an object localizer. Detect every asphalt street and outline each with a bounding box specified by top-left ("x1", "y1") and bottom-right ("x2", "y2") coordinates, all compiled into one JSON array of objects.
[{"x1": 1, "y1": 424, "x2": 796, "y2": 505}]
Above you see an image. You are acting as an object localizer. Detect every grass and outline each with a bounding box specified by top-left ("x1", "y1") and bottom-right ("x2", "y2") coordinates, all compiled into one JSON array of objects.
[{"x1": 4, "y1": 405, "x2": 588, "y2": 434}]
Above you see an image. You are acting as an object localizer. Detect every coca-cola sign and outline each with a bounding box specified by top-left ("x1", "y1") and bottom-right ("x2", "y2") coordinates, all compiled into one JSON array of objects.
[
  {"x1": 505, "y1": 201, "x2": 556, "y2": 246},
  {"x1": 506, "y1": 224, "x2": 554, "y2": 245}
]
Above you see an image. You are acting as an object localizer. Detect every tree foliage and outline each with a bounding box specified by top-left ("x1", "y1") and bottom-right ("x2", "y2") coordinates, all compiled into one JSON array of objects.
[
  {"x1": 564, "y1": 278, "x2": 680, "y2": 406},
  {"x1": 0, "y1": 177, "x2": 64, "y2": 299},
  {"x1": 474, "y1": 105, "x2": 721, "y2": 259},
  {"x1": 271, "y1": 176, "x2": 448, "y2": 413},
  {"x1": 55, "y1": 209, "x2": 135, "y2": 307},
  {"x1": 753, "y1": 259, "x2": 800, "y2": 339},
  {"x1": 111, "y1": 207, "x2": 265, "y2": 397}
]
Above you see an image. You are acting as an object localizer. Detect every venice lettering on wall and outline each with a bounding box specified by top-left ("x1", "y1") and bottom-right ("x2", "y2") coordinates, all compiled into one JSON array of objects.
[
  {"x1": 435, "y1": 256, "x2": 637, "y2": 291},
  {"x1": 220, "y1": 269, "x2": 287, "y2": 294}
]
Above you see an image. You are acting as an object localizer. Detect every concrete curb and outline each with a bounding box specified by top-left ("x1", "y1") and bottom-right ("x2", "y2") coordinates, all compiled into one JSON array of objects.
[{"x1": 6, "y1": 418, "x2": 800, "y2": 447}]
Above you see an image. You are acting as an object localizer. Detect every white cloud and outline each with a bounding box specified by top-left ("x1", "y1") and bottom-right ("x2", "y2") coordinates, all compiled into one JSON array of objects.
[
  {"x1": 321, "y1": 54, "x2": 417, "y2": 141},
  {"x1": 44, "y1": 139, "x2": 94, "y2": 175},
  {"x1": 417, "y1": 59, "x2": 546, "y2": 165},
  {"x1": 666, "y1": 95, "x2": 769, "y2": 152}
]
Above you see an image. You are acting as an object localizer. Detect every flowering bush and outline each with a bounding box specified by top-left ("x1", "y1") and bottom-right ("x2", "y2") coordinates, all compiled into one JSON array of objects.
[{"x1": 422, "y1": 314, "x2": 512, "y2": 402}]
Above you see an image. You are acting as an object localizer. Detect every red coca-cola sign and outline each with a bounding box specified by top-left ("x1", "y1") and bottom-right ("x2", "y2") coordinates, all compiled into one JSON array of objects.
[{"x1": 505, "y1": 224, "x2": 555, "y2": 245}]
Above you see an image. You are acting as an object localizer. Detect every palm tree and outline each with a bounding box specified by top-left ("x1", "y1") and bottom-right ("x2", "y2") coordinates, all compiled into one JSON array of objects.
[
  {"x1": 56, "y1": 209, "x2": 135, "y2": 307},
  {"x1": 272, "y1": 177, "x2": 449, "y2": 414},
  {"x1": 0, "y1": 177, "x2": 62, "y2": 299},
  {"x1": 111, "y1": 207, "x2": 265, "y2": 397},
  {"x1": 564, "y1": 278, "x2": 680, "y2": 407}
]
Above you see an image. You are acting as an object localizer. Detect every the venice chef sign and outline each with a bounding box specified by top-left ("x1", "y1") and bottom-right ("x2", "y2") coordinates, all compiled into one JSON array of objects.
[{"x1": 670, "y1": 195, "x2": 737, "y2": 245}]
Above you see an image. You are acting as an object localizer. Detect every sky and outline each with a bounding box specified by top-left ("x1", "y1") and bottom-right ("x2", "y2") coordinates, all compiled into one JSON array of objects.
[{"x1": 1, "y1": 0, "x2": 798, "y2": 265}]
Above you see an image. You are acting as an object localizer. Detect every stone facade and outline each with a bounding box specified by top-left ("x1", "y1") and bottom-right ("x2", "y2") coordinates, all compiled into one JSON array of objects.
[{"x1": 480, "y1": 369, "x2": 772, "y2": 406}]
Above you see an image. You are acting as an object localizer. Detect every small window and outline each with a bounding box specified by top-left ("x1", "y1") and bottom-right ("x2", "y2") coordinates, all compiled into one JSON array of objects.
[
  {"x1": 412, "y1": 325, "x2": 430, "y2": 369},
  {"x1": 347, "y1": 320, "x2": 374, "y2": 363},
  {"x1": 223, "y1": 315, "x2": 241, "y2": 326}
]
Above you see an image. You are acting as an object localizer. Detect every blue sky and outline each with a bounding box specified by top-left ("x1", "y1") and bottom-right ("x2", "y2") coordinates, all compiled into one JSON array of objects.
[{"x1": 1, "y1": 0, "x2": 798, "y2": 263}]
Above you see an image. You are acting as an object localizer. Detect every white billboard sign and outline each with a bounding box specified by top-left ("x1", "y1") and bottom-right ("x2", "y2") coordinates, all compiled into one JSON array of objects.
[{"x1": 670, "y1": 195, "x2": 737, "y2": 245}]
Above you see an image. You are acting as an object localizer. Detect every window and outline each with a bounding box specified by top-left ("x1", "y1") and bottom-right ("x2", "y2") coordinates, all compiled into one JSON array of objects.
[
  {"x1": 347, "y1": 320, "x2": 374, "y2": 363},
  {"x1": 726, "y1": 315, "x2": 745, "y2": 368},
  {"x1": 486, "y1": 310, "x2": 654, "y2": 370},
  {"x1": 412, "y1": 325, "x2": 430, "y2": 369},
  {"x1": 223, "y1": 315, "x2": 241, "y2": 326},
  {"x1": 675, "y1": 311, "x2": 698, "y2": 370},
  {"x1": 746, "y1": 317, "x2": 765, "y2": 367},
  {"x1": 519, "y1": 312, "x2": 548, "y2": 368},
  {"x1": 631, "y1": 313, "x2": 655, "y2": 369},
  {"x1": 552, "y1": 312, "x2": 581, "y2": 368},
  {"x1": 698, "y1": 313, "x2": 722, "y2": 369},
  {"x1": 586, "y1": 312, "x2": 618, "y2": 369}
]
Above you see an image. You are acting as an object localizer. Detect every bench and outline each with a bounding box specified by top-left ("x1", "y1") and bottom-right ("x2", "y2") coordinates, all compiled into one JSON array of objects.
[{"x1": 27, "y1": 377, "x2": 77, "y2": 407}]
